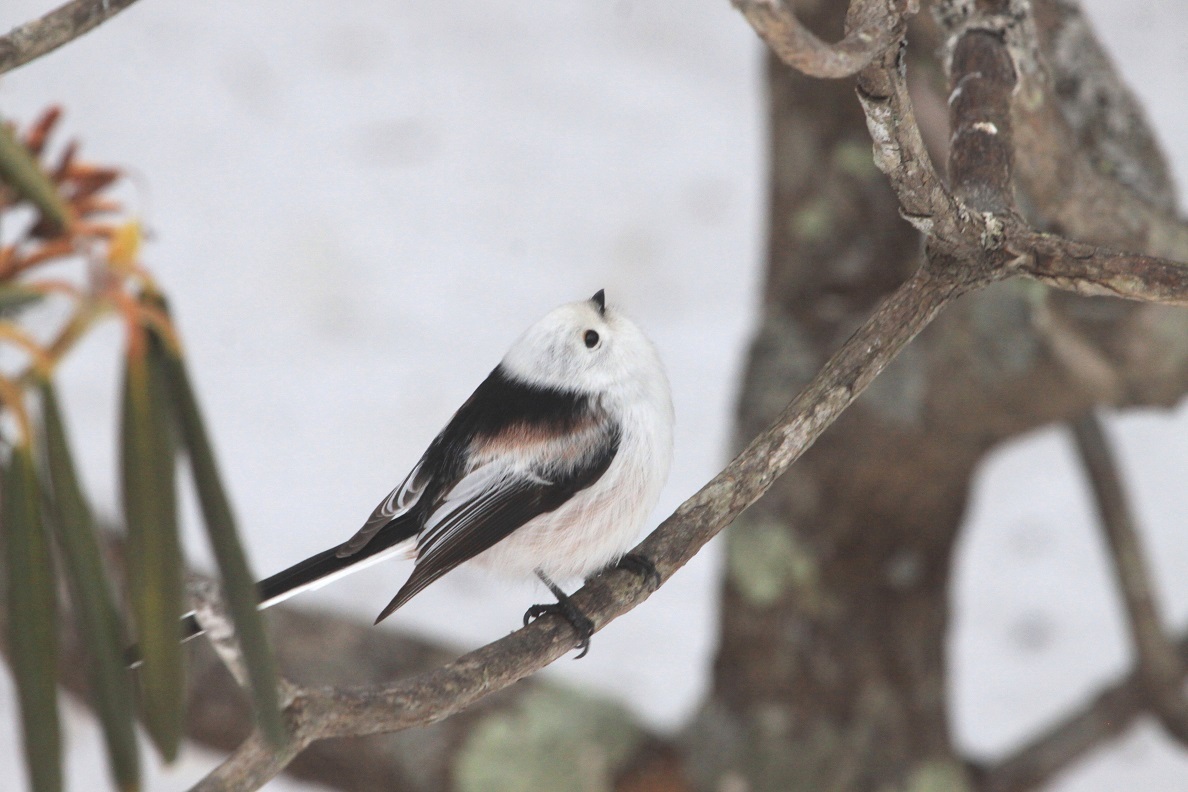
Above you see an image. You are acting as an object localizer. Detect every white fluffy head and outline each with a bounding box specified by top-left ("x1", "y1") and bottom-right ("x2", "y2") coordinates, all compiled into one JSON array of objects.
[{"x1": 501, "y1": 290, "x2": 667, "y2": 398}]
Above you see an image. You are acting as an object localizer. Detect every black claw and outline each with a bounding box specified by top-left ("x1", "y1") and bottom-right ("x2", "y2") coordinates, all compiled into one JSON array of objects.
[
  {"x1": 523, "y1": 599, "x2": 595, "y2": 659},
  {"x1": 618, "y1": 552, "x2": 661, "y2": 591}
]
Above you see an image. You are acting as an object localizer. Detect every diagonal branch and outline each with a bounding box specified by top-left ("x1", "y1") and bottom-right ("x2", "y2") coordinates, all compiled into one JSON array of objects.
[
  {"x1": 0, "y1": 0, "x2": 144, "y2": 76},
  {"x1": 191, "y1": 264, "x2": 974, "y2": 791},
  {"x1": 744, "y1": 5, "x2": 1188, "y2": 787},
  {"x1": 1070, "y1": 415, "x2": 1188, "y2": 745},
  {"x1": 974, "y1": 623, "x2": 1188, "y2": 792},
  {"x1": 971, "y1": 416, "x2": 1188, "y2": 792},
  {"x1": 732, "y1": 0, "x2": 913, "y2": 79}
]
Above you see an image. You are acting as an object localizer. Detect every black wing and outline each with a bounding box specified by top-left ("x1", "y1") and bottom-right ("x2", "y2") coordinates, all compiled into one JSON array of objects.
[
  {"x1": 372, "y1": 420, "x2": 620, "y2": 623},
  {"x1": 338, "y1": 363, "x2": 603, "y2": 560}
]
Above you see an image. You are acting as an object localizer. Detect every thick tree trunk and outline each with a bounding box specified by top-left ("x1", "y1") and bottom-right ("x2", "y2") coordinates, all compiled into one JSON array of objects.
[
  {"x1": 685, "y1": 30, "x2": 972, "y2": 790},
  {"x1": 683, "y1": 1, "x2": 1188, "y2": 790}
]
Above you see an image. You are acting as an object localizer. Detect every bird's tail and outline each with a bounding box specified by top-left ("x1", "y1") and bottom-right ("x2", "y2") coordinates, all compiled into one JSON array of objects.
[{"x1": 126, "y1": 523, "x2": 417, "y2": 667}]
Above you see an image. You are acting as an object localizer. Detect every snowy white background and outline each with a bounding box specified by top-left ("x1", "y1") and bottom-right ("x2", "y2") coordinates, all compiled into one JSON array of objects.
[{"x1": 1, "y1": 0, "x2": 1187, "y2": 789}]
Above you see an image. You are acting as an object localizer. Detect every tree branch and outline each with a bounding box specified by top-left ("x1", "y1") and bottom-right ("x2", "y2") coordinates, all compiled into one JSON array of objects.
[
  {"x1": 735, "y1": 4, "x2": 1188, "y2": 787},
  {"x1": 179, "y1": 1, "x2": 1188, "y2": 788},
  {"x1": 947, "y1": 23, "x2": 1017, "y2": 214},
  {"x1": 857, "y1": 0, "x2": 1188, "y2": 309},
  {"x1": 974, "y1": 623, "x2": 1188, "y2": 792},
  {"x1": 191, "y1": 263, "x2": 972, "y2": 791},
  {"x1": 855, "y1": 30, "x2": 955, "y2": 232},
  {"x1": 1013, "y1": 230, "x2": 1188, "y2": 306},
  {"x1": 188, "y1": 2, "x2": 1188, "y2": 789},
  {"x1": 1070, "y1": 415, "x2": 1188, "y2": 745},
  {"x1": 190, "y1": 3, "x2": 1188, "y2": 790},
  {"x1": 48, "y1": 567, "x2": 659, "y2": 792},
  {"x1": 731, "y1": 0, "x2": 913, "y2": 79},
  {"x1": 0, "y1": 0, "x2": 143, "y2": 76}
]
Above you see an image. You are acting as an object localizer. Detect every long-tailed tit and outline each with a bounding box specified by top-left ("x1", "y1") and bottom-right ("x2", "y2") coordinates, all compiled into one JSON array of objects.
[{"x1": 182, "y1": 289, "x2": 673, "y2": 657}]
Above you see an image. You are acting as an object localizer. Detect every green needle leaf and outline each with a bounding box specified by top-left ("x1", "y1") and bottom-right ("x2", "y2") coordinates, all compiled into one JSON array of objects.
[
  {"x1": 3, "y1": 445, "x2": 62, "y2": 792},
  {"x1": 0, "y1": 121, "x2": 70, "y2": 234},
  {"x1": 0, "y1": 284, "x2": 46, "y2": 317},
  {"x1": 121, "y1": 336, "x2": 184, "y2": 761},
  {"x1": 148, "y1": 313, "x2": 285, "y2": 747},
  {"x1": 40, "y1": 380, "x2": 140, "y2": 791}
]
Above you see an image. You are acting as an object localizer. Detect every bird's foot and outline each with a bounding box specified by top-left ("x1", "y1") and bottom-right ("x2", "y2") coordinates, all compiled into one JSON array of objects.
[
  {"x1": 617, "y1": 552, "x2": 661, "y2": 591},
  {"x1": 523, "y1": 596, "x2": 595, "y2": 659}
]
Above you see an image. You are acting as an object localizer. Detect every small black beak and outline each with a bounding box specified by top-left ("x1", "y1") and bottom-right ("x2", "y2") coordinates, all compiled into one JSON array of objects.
[{"x1": 591, "y1": 289, "x2": 606, "y2": 315}]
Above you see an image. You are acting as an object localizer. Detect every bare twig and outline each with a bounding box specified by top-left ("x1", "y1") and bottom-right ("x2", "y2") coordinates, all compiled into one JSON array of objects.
[
  {"x1": 0, "y1": 0, "x2": 144, "y2": 76},
  {"x1": 975, "y1": 626, "x2": 1188, "y2": 792},
  {"x1": 190, "y1": 264, "x2": 973, "y2": 791},
  {"x1": 854, "y1": 0, "x2": 1188, "y2": 309},
  {"x1": 732, "y1": 0, "x2": 913, "y2": 79},
  {"x1": 1070, "y1": 415, "x2": 1188, "y2": 745},
  {"x1": 753, "y1": 5, "x2": 1188, "y2": 785},
  {"x1": 190, "y1": 4, "x2": 1188, "y2": 789},
  {"x1": 971, "y1": 416, "x2": 1188, "y2": 792},
  {"x1": 1013, "y1": 230, "x2": 1188, "y2": 305},
  {"x1": 183, "y1": 4, "x2": 1188, "y2": 789},
  {"x1": 856, "y1": 39, "x2": 956, "y2": 233}
]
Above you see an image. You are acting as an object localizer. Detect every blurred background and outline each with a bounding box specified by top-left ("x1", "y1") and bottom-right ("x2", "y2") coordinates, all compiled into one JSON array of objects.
[{"x1": 2, "y1": 0, "x2": 1188, "y2": 789}]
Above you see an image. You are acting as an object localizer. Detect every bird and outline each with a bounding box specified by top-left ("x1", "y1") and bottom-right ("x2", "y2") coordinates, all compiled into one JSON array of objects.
[{"x1": 179, "y1": 289, "x2": 673, "y2": 658}]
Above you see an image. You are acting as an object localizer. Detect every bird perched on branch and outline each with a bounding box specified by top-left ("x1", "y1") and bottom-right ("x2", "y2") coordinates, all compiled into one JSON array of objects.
[{"x1": 183, "y1": 289, "x2": 674, "y2": 657}]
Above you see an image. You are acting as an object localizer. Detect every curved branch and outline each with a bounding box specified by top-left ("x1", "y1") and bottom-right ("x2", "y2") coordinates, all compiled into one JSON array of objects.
[
  {"x1": 191, "y1": 264, "x2": 970, "y2": 791},
  {"x1": 852, "y1": 2, "x2": 1188, "y2": 308},
  {"x1": 1070, "y1": 415, "x2": 1188, "y2": 745},
  {"x1": 855, "y1": 40, "x2": 955, "y2": 233},
  {"x1": 969, "y1": 414, "x2": 1188, "y2": 792},
  {"x1": 732, "y1": 0, "x2": 912, "y2": 79},
  {"x1": 0, "y1": 0, "x2": 143, "y2": 76}
]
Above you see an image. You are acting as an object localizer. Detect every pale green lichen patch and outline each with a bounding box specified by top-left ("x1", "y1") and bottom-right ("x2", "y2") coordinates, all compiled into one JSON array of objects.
[
  {"x1": 455, "y1": 686, "x2": 643, "y2": 792},
  {"x1": 833, "y1": 138, "x2": 879, "y2": 180},
  {"x1": 747, "y1": 717, "x2": 845, "y2": 791},
  {"x1": 891, "y1": 758, "x2": 972, "y2": 792},
  {"x1": 790, "y1": 196, "x2": 835, "y2": 244},
  {"x1": 726, "y1": 516, "x2": 819, "y2": 607}
]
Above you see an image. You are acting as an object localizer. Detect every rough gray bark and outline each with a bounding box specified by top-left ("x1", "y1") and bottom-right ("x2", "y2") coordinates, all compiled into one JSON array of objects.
[
  {"x1": 684, "y1": 1, "x2": 1188, "y2": 791},
  {"x1": 0, "y1": 0, "x2": 144, "y2": 75}
]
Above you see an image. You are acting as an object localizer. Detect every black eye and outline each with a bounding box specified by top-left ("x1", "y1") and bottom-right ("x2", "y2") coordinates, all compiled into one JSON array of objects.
[{"x1": 584, "y1": 330, "x2": 600, "y2": 348}]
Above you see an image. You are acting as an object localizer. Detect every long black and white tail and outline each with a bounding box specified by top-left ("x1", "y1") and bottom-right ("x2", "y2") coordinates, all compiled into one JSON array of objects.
[{"x1": 128, "y1": 523, "x2": 417, "y2": 667}]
